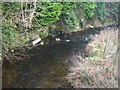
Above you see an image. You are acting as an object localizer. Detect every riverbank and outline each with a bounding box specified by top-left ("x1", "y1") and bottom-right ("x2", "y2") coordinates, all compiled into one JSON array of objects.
[{"x1": 66, "y1": 27, "x2": 118, "y2": 88}]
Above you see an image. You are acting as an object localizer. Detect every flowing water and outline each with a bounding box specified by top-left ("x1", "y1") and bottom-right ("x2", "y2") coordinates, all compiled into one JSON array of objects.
[{"x1": 2, "y1": 26, "x2": 116, "y2": 88}]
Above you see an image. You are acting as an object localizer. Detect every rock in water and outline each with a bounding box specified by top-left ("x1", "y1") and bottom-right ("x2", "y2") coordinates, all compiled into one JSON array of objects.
[
  {"x1": 32, "y1": 38, "x2": 41, "y2": 46},
  {"x1": 40, "y1": 42, "x2": 44, "y2": 45},
  {"x1": 55, "y1": 38, "x2": 61, "y2": 42},
  {"x1": 65, "y1": 40, "x2": 70, "y2": 42},
  {"x1": 89, "y1": 25, "x2": 94, "y2": 29}
]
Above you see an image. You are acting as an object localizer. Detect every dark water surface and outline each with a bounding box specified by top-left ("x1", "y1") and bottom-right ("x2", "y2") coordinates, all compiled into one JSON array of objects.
[
  {"x1": 2, "y1": 26, "x2": 116, "y2": 88},
  {"x1": 3, "y1": 42, "x2": 86, "y2": 88}
]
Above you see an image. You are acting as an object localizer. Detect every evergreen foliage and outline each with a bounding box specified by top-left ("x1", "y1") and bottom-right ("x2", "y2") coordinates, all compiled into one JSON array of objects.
[
  {"x1": 35, "y1": 2, "x2": 63, "y2": 26},
  {"x1": 61, "y1": 2, "x2": 76, "y2": 13},
  {"x1": 81, "y1": 2, "x2": 97, "y2": 19},
  {"x1": 2, "y1": 2, "x2": 21, "y2": 14},
  {"x1": 63, "y1": 9, "x2": 77, "y2": 29},
  {"x1": 96, "y1": 2, "x2": 106, "y2": 21}
]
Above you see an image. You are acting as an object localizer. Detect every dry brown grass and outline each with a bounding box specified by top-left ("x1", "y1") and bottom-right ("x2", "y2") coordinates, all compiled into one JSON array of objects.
[{"x1": 66, "y1": 27, "x2": 118, "y2": 88}]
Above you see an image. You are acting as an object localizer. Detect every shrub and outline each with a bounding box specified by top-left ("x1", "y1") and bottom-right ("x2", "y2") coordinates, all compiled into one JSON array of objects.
[
  {"x1": 96, "y1": 2, "x2": 106, "y2": 21},
  {"x1": 39, "y1": 30, "x2": 49, "y2": 39},
  {"x1": 63, "y1": 9, "x2": 78, "y2": 29},
  {"x1": 81, "y1": 2, "x2": 97, "y2": 19},
  {"x1": 2, "y1": 22, "x2": 17, "y2": 51},
  {"x1": 34, "y1": 2, "x2": 63, "y2": 26}
]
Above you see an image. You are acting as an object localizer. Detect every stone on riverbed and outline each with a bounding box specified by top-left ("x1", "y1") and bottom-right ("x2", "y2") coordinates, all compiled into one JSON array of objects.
[
  {"x1": 32, "y1": 38, "x2": 41, "y2": 46},
  {"x1": 65, "y1": 40, "x2": 70, "y2": 42},
  {"x1": 55, "y1": 38, "x2": 61, "y2": 42},
  {"x1": 40, "y1": 42, "x2": 44, "y2": 45}
]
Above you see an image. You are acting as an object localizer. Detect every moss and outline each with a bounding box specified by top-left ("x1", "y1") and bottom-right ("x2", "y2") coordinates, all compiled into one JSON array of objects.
[{"x1": 39, "y1": 30, "x2": 49, "y2": 39}]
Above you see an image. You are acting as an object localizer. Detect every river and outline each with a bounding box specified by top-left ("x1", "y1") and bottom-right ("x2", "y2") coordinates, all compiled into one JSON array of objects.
[{"x1": 2, "y1": 25, "x2": 117, "y2": 88}]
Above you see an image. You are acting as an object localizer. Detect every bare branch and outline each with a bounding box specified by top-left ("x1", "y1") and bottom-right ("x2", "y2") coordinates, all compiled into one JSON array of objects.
[{"x1": 29, "y1": 0, "x2": 37, "y2": 26}]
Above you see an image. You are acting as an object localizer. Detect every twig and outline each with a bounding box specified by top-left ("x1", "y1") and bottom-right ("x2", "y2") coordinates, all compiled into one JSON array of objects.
[{"x1": 29, "y1": 0, "x2": 37, "y2": 25}]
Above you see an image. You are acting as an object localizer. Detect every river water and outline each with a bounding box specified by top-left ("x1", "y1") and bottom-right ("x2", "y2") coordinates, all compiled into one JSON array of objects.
[{"x1": 2, "y1": 26, "x2": 116, "y2": 88}]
